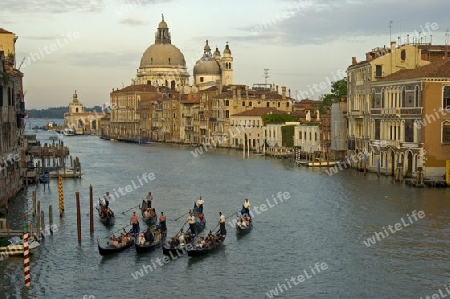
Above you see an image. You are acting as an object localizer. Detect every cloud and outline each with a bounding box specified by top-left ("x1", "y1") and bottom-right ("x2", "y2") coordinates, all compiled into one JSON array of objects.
[
  {"x1": 66, "y1": 51, "x2": 142, "y2": 68},
  {"x1": 118, "y1": 18, "x2": 150, "y2": 26},
  {"x1": 233, "y1": 0, "x2": 450, "y2": 46},
  {"x1": 0, "y1": 0, "x2": 105, "y2": 14}
]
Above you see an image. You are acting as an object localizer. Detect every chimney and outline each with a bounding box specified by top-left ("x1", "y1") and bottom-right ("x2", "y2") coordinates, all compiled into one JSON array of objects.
[
  {"x1": 390, "y1": 41, "x2": 396, "y2": 49},
  {"x1": 245, "y1": 85, "x2": 249, "y2": 98},
  {"x1": 281, "y1": 86, "x2": 286, "y2": 100},
  {"x1": 276, "y1": 85, "x2": 279, "y2": 93},
  {"x1": 237, "y1": 87, "x2": 241, "y2": 100},
  {"x1": 366, "y1": 53, "x2": 371, "y2": 61},
  {"x1": 215, "y1": 79, "x2": 222, "y2": 95},
  {"x1": 445, "y1": 44, "x2": 448, "y2": 59},
  {"x1": 352, "y1": 57, "x2": 357, "y2": 65},
  {"x1": 288, "y1": 88, "x2": 291, "y2": 98},
  {"x1": 232, "y1": 85, "x2": 236, "y2": 99}
]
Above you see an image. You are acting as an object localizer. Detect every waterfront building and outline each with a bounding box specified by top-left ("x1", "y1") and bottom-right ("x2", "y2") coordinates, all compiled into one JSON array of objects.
[
  {"x1": 0, "y1": 29, "x2": 26, "y2": 214},
  {"x1": 138, "y1": 93, "x2": 161, "y2": 141},
  {"x1": 109, "y1": 85, "x2": 158, "y2": 141},
  {"x1": 180, "y1": 93, "x2": 200, "y2": 144},
  {"x1": 370, "y1": 58, "x2": 450, "y2": 177},
  {"x1": 330, "y1": 100, "x2": 348, "y2": 160},
  {"x1": 294, "y1": 121, "x2": 320, "y2": 154},
  {"x1": 64, "y1": 91, "x2": 104, "y2": 135},
  {"x1": 319, "y1": 111, "x2": 331, "y2": 159},
  {"x1": 346, "y1": 41, "x2": 448, "y2": 174},
  {"x1": 210, "y1": 85, "x2": 293, "y2": 147},
  {"x1": 231, "y1": 107, "x2": 283, "y2": 150}
]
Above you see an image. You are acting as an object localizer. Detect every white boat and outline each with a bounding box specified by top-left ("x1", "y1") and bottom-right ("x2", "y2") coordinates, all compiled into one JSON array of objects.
[
  {"x1": 63, "y1": 128, "x2": 75, "y2": 136},
  {"x1": 0, "y1": 236, "x2": 40, "y2": 257}
]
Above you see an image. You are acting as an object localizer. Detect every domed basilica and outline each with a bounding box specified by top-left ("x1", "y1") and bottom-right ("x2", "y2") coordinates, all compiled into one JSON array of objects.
[{"x1": 135, "y1": 15, "x2": 233, "y2": 92}]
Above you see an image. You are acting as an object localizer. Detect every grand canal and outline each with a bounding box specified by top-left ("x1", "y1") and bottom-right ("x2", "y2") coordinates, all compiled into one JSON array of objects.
[{"x1": 1, "y1": 123, "x2": 450, "y2": 298}]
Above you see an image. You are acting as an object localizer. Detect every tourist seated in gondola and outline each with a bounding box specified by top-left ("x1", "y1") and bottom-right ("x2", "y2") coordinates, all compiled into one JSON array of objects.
[
  {"x1": 170, "y1": 237, "x2": 179, "y2": 247},
  {"x1": 196, "y1": 237, "x2": 205, "y2": 249},
  {"x1": 178, "y1": 232, "x2": 186, "y2": 246},
  {"x1": 112, "y1": 236, "x2": 119, "y2": 248},
  {"x1": 239, "y1": 216, "x2": 248, "y2": 228},
  {"x1": 118, "y1": 233, "x2": 125, "y2": 245},
  {"x1": 144, "y1": 228, "x2": 154, "y2": 243}
]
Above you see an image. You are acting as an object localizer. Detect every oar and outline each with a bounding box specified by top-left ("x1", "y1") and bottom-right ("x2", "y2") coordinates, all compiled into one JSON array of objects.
[
  {"x1": 172, "y1": 211, "x2": 189, "y2": 221},
  {"x1": 122, "y1": 204, "x2": 140, "y2": 215},
  {"x1": 105, "y1": 224, "x2": 131, "y2": 238}
]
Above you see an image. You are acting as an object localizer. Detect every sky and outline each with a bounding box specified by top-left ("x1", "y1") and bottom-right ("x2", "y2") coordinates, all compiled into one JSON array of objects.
[{"x1": 1, "y1": 0, "x2": 449, "y2": 109}]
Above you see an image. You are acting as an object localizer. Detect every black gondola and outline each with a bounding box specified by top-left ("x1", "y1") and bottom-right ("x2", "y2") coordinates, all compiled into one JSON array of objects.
[
  {"x1": 97, "y1": 235, "x2": 135, "y2": 256},
  {"x1": 187, "y1": 231, "x2": 226, "y2": 257},
  {"x1": 96, "y1": 199, "x2": 115, "y2": 226},
  {"x1": 140, "y1": 200, "x2": 157, "y2": 225},
  {"x1": 135, "y1": 228, "x2": 167, "y2": 253}
]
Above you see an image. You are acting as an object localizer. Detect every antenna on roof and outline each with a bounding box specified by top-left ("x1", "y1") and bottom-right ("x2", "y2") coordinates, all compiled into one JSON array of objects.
[
  {"x1": 445, "y1": 28, "x2": 449, "y2": 46},
  {"x1": 389, "y1": 20, "x2": 393, "y2": 42},
  {"x1": 264, "y1": 69, "x2": 269, "y2": 85}
]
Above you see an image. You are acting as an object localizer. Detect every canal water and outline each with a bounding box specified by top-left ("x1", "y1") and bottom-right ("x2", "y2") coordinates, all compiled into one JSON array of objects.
[{"x1": 1, "y1": 121, "x2": 450, "y2": 298}]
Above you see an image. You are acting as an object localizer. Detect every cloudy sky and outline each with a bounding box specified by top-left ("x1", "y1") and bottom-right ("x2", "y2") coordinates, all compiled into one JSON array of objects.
[{"x1": 1, "y1": 0, "x2": 449, "y2": 109}]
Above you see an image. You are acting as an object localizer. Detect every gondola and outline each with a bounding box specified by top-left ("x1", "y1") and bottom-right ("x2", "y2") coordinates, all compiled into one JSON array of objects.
[
  {"x1": 97, "y1": 234, "x2": 135, "y2": 256},
  {"x1": 96, "y1": 199, "x2": 115, "y2": 225},
  {"x1": 187, "y1": 231, "x2": 226, "y2": 257},
  {"x1": 140, "y1": 200, "x2": 157, "y2": 225},
  {"x1": 135, "y1": 228, "x2": 167, "y2": 253}
]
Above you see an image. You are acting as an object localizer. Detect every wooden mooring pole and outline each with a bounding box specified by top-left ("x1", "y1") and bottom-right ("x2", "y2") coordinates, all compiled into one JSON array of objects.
[
  {"x1": 89, "y1": 185, "x2": 94, "y2": 234},
  {"x1": 76, "y1": 191, "x2": 81, "y2": 244}
]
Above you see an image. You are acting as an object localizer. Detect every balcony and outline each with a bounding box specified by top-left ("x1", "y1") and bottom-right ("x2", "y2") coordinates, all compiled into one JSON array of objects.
[
  {"x1": 209, "y1": 117, "x2": 217, "y2": 122},
  {"x1": 350, "y1": 110, "x2": 363, "y2": 118}
]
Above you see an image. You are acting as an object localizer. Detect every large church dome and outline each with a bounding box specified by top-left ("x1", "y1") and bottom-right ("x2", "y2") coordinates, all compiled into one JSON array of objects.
[{"x1": 140, "y1": 43, "x2": 186, "y2": 68}]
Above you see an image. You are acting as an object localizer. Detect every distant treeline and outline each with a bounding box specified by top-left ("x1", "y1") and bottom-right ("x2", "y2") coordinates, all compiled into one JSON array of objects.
[{"x1": 26, "y1": 106, "x2": 104, "y2": 119}]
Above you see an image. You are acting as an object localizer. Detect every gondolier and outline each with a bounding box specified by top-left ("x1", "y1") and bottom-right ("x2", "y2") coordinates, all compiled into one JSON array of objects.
[
  {"x1": 104, "y1": 192, "x2": 111, "y2": 208},
  {"x1": 130, "y1": 212, "x2": 139, "y2": 235},
  {"x1": 146, "y1": 192, "x2": 153, "y2": 208},
  {"x1": 188, "y1": 212, "x2": 196, "y2": 236},
  {"x1": 242, "y1": 199, "x2": 250, "y2": 217},
  {"x1": 219, "y1": 212, "x2": 226, "y2": 235},
  {"x1": 159, "y1": 212, "x2": 166, "y2": 227},
  {"x1": 196, "y1": 196, "x2": 204, "y2": 214}
]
